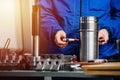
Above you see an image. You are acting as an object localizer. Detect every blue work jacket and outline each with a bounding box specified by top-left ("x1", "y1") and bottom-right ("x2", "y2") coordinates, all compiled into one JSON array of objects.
[{"x1": 39, "y1": 0, "x2": 120, "y2": 59}]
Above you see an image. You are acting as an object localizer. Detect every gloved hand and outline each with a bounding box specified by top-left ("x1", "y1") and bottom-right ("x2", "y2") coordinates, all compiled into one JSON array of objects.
[
  {"x1": 54, "y1": 30, "x2": 68, "y2": 48},
  {"x1": 98, "y1": 29, "x2": 109, "y2": 45}
]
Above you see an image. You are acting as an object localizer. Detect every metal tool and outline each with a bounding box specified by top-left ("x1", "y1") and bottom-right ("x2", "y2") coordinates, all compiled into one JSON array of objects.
[
  {"x1": 62, "y1": 38, "x2": 104, "y2": 42},
  {"x1": 62, "y1": 38, "x2": 79, "y2": 42}
]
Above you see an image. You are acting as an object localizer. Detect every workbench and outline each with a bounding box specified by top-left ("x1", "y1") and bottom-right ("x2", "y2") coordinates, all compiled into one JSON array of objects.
[
  {"x1": 0, "y1": 69, "x2": 119, "y2": 80},
  {"x1": 0, "y1": 70, "x2": 94, "y2": 80},
  {"x1": 0, "y1": 62, "x2": 119, "y2": 80},
  {"x1": 82, "y1": 62, "x2": 120, "y2": 76}
]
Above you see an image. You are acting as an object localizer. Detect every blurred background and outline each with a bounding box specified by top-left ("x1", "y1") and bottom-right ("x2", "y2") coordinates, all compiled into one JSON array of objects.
[{"x1": 0, "y1": 0, "x2": 48, "y2": 54}]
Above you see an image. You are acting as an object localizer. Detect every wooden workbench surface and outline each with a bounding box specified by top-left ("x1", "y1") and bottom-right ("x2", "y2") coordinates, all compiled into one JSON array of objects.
[{"x1": 82, "y1": 62, "x2": 120, "y2": 76}]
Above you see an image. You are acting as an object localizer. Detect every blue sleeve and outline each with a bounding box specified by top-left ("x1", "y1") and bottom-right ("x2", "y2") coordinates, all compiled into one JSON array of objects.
[
  {"x1": 102, "y1": 0, "x2": 120, "y2": 40},
  {"x1": 39, "y1": 0, "x2": 62, "y2": 41}
]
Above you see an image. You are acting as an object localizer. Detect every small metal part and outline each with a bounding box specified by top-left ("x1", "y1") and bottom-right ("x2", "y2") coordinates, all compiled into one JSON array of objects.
[
  {"x1": 62, "y1": 38, "x2": 79, "y2": 42},
  {"x1": 94, "y1": 59, "x2": 108, "y2": 62},
  {"x1": 36, "y1": 60, "x2": 45, "y2": 71},
  {"x1": 3, "y1": 38, "x2": 11, "y2": 49},
  {"x1": 51, "y1": 60, "x2": 62, "y2": 71},
  {"x1": 88, "y1": 59, "x2": 108, "y2": 63},
  {"x1": 71, "y1": 55, "x2": 77, "y2": 62},
  {"x1": 42, "y1": 59, "x2": 52, "y2": 71}
]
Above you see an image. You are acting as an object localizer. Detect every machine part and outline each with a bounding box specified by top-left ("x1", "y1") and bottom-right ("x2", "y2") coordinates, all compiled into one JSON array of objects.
[
  {"x1": 94, "y1": 59, "x2": 108, "y2": 63},
  {"x1": 80, "y1": 16, "x2": 98, "y2": 62},
  {"x1": 51, "y1": 60, "x2": 62, "y2": 71},
  {"x1": 36, "y1": 59, "x2": 45, "y2": 71},
  {"x1": 3, "y1": 38, "x2": 11, "y2": 49},
  {"x1": 70, "y1": 64, "x2": 82, "y2": 71},
  {"x1": 42, "y1": 59, "x2": 53, "y2": 71}
]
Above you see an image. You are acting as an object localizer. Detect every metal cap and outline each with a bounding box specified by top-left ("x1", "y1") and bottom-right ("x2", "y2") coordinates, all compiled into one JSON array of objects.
[
  {"x1": 80, "y1": 16, "x2": 98, "y2": 23},
  {"x1": 80, "y1": 16, "x2": 98, "y2": 31}
]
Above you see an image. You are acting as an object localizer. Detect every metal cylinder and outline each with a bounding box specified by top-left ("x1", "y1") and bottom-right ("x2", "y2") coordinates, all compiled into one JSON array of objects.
[{"x1": 80, "y1": 16, "x2": 98, "y2": 62}]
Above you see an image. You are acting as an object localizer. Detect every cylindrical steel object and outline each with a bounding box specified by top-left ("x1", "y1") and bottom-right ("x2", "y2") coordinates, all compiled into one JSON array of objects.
[
  {"x1": 33, "y1": 35, "x2": 39, "y2": 57},
  {"x1": 32, "y1": 0, "x2": 40, "y2": 58},
  {"x1": 80, "y1": 16, "x2": 98, "y2": 62}
]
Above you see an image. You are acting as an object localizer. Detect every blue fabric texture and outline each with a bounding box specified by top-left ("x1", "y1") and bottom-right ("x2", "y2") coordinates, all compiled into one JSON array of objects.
[{"x1": 39, "y1": 0, "x2": 120, "y2": 59}]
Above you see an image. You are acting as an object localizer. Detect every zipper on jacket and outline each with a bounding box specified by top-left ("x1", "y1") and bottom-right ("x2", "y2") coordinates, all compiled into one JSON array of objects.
[{"x1": 80, "y1": 0, "x2": 82, "y2": 17}]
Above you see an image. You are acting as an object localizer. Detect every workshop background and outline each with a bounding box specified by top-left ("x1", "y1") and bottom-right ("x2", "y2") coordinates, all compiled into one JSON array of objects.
[{"x1": 0, "y1": 0, "x2": 48, "y2": 54}]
